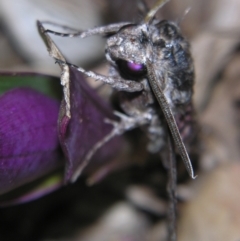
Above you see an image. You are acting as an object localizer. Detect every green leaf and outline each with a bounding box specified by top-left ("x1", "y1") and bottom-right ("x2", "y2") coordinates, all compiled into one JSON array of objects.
[{"x1": 0, "y1": 74, "x2": 62, "y2": 99}]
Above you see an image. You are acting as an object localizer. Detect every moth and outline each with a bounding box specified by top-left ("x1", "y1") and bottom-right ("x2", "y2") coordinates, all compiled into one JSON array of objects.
[
  {"x1": 43, "y1": 0, "x2": 196, "y2": 182},
  {"x1": 39, "y1": 0, "x2": 196, "y2": 240},
  {"x1": 41, "y1": 0, "x2": 195, "y2": 183}
]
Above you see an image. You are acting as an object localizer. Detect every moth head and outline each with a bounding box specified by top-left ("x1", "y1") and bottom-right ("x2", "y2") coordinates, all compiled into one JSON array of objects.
[
  {"x1": 105, "y1": 0, "x2": 171, "y2": 81},
  {"x1": 105, "y1": 23, "x2": 150, "y2": 80},
  {"x1": 106, "y1": 25, "x2": 148, "y2": 60}
]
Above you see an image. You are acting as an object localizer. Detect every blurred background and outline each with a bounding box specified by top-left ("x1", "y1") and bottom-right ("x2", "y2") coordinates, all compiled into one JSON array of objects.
[{"x1": 1, "y1": 0, "x2": 240, "y2": 240}]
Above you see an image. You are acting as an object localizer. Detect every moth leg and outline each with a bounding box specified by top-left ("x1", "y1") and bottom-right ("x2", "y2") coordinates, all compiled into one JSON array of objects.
[
  {"x1": 106, "y1": 111, "x2": 152, "y2": 135},
  {"x1": 166, "y1": 134, "x2": 177, "y2": 241},
  {"x1": 137, "y1": 0, "x2": 149, "y2": 14},
  {"x1": 71, "y1": 111, "x2": 152, "y2": 182},
  {"x1": 57, "y1": 60, "x2": 143, "y2": 92},
  {"x1": 41, "y1": 21, "x2": 131, "y2": 38},
  {"x1": 71, "y1": 126, "x2": 118, "y2": 182},
  {"x1": 38, "y1": 21, "x2": 81, "y2": 32}
]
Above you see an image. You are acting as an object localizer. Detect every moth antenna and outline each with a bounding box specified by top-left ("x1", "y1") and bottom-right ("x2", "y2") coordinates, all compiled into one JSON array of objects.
[
  {"x1": 137, "y1": 0, "x2": 149, "y2": 15},
  {"x1": 176, "y1": 7, "x2": 191, "y2": 26},
  {"x1": 144, "y1": 0, "x2": 170, "y2": 23}
]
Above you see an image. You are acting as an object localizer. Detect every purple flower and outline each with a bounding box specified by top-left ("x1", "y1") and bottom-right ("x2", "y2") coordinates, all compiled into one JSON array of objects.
[
  {"x1": 0, "y1": 87, "x2": 63, "y2": 195},
  {"x1": 0, "y1": 22, "x2": 126, "y2": 203},
  {"x1": 0, "y1": 70, "x2": 125, "y2": 204}
]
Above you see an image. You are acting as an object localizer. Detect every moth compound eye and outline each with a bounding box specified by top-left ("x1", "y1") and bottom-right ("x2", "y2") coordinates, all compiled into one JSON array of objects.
[
  {"x1": 127, "y1": 62, "x2": 144, "y2": 71},
  {"x1": 116, "y1": 59, "x2": 147, "y2": 80}
]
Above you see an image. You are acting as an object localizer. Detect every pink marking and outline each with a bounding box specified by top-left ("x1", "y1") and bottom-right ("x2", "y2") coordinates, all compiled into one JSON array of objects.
[{"x1": 127, "y1": 62, "x2": 144, "y2": 71}]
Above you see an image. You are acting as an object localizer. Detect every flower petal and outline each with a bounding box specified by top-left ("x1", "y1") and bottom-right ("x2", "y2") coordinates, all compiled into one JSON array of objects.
[
  {"x1": 0, "y1": 87, "x2": 63, "y2": 194},
  {"x1": 59, "y1": 67, "x2": 124, "y2": 182}
]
